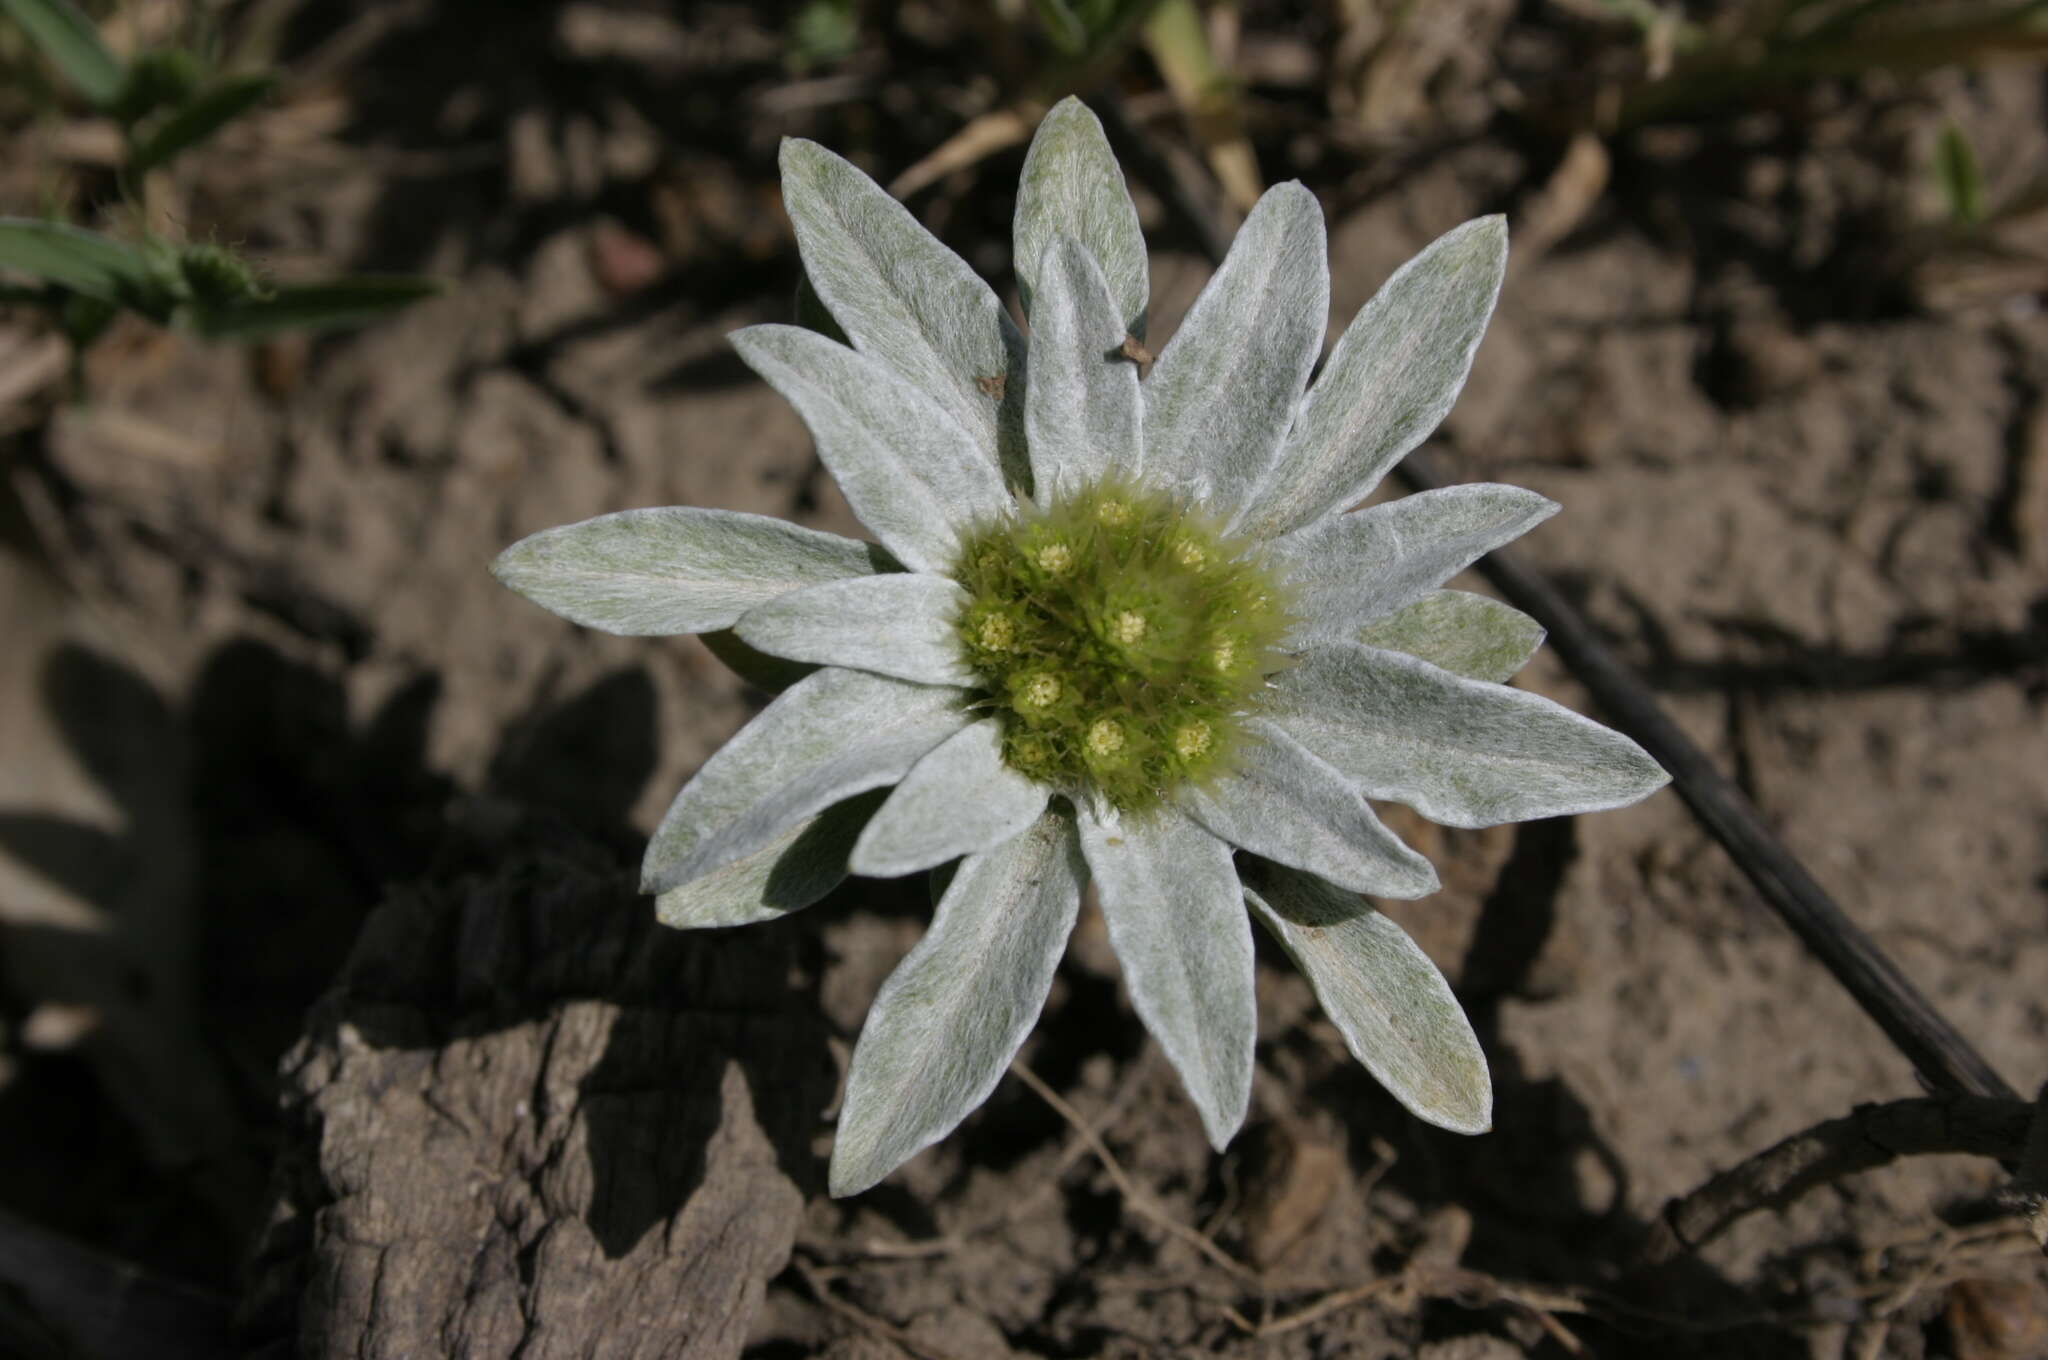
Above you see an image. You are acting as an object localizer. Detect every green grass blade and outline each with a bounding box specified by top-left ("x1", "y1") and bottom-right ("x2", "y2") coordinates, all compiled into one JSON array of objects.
[
  {"x1": 0, "y1": 218, "x2": 153, "y2": 300},
  {"x1": 1936, "y1": 122, "x2": 1986, "y2": 227},
  {"x1": 186, "y1": 275, "x2": 441, "y2": 339},
  {"x1": 0, "y1": 0, "x2": 124, "y2": 107},
  {"x1": 129, "y1": 74, "x2": 277, "y2": 173},
  {"x1": 1032, "y1": 0, "x2": 1088, "y2": 54}
]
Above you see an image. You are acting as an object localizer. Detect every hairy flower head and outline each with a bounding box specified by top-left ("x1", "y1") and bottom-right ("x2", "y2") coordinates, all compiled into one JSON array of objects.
[
  {"x1": 954, "y1": 479, "x2": 1290, "y2": 809},
  {"x1": 491, "y1": 97, "x2": 1669, "y2": 1199}
]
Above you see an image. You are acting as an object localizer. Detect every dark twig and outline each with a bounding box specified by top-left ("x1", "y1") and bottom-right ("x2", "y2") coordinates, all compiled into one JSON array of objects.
[
  {"x1": 1639, "y1": 1094, "x2": 2033, "y2": 1266},
  {"x1": 2000, "y1": 1081, "x2": 2048, "y2": 1253},
  {"x1": 1400, "y1": 449, "x2": 2018, "y2": 1107},
  {"x1": 1011, "y1": 1060, "x2": 1261, "y2": 1284}
]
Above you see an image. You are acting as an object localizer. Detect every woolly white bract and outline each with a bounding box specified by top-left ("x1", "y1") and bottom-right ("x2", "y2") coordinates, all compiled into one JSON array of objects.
[{"x1": 493, "y1": 99, "x2": 1669, "y2": 1197}]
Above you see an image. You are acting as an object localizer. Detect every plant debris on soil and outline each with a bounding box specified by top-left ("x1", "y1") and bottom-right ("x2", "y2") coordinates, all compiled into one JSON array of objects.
[{"x1": 1, "y1": 3, "x2": 2044, "y2": 1357}]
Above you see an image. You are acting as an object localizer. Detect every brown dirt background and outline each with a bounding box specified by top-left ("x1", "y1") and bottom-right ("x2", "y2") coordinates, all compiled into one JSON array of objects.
[{"x1": 2, "y1": 2, "x2": 2045, "y2": 1356}]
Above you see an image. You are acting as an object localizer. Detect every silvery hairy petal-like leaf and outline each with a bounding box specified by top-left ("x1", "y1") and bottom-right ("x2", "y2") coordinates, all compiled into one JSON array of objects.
[
  {"x1": 655, "y1": 790, "x2": 884, "y2": 930},
  {"x1": 1269, "y1": 484, "x2": 1558, "y2": 644},
  {"x1": 779, "y1": 138, "x2": 1027, "y2": 484},
  {"x1": 1143, "y1": 182, "x2": 1327, "y2": 510},
  {"x1": 491, "y1": 507, "x2": 883, "y2": 636},
  {"x1": 1179, "y1": 718, "x2": 1438, "y2": 900},
  {"x1": 699, "y1": 628, "x2": 819, "y2": 694},
  {"x1": 731, "y1": 325, "x2": 1012, "y2": 573},
  {"x1": 1014, "y1": 96, "x2": 1149, "y2": 337},
  {"x1": 1027, "y1": 236, "x2": 1143, "y2": 498},
  {"x1": 642, "y1": 667, "x2": 969, "y2": 894},
  {"x1": 734, "y1": 573, "x2": 977, "y2": 687},
  {"x1": 1238, "y1": 216, "x2": 1508, "y2": 538},
  {"x1": 1268, "y1": 641, "x2": 1671, "y2": 829},
  {"x1": 1244, "y1": 863, "x2": 1490, "y2": 1134},
  {"x1": 794, "y1": 270, "x2": 849, "y2": 346},
  {"x1": 1355, "y1": 590, "x2": 1545, "y2": 683},
  {"x1": 851, "y1": 719, "x2": 1049, "y2": 878},
  {"x1": 831, "y1": 810, "x2": 1085, "y2": 1196},
  {"x1": 1079, "y1": 804, "x2": 1254, "y2": 1150}
]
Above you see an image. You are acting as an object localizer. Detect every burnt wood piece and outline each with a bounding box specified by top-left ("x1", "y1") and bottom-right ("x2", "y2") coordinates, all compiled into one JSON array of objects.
[{"x1": 239, "y1": 803, "x2": 833, "y2": 1358}]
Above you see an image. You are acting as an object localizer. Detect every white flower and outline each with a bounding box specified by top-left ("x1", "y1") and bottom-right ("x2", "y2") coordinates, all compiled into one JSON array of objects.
[{"x1": 492, "y1": 99, "x2": 1670, "y2": 1197}]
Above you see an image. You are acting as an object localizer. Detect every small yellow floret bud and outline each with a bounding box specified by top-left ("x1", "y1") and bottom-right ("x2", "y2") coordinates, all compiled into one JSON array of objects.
[
  {"x1": 1110, "y1": 610, "x2": 1147, "y2": 645},
  {"x1": 1211, "y1": 637, "x2": 1239, "y2": 672},
  {"x1": 1035, "y1": 541, "x2": 1074, "y2": 575},
  {"x1": 1085, "y1": 719, "x2": 1125, "y2": 758},
  {"x1": 1173, "y1": 539, "x2": 1207, "y2": 570},
  {"x1": 1096, "y1": 499, "x2": 1132, "y2": 526},
  {"x1": 1019, "y1": 673, "x2": 1062, "y2": 710},
  {"x1": 1173, "y1": 721, "x2": 1212, "y2": 760},
  {"x1": 977, "y1": 614, "x2": 1017, "y2": 651}
]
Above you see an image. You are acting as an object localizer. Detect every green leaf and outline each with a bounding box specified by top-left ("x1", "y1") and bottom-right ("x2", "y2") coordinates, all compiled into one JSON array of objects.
[
  {"x1": 641, "y1": 666, "x2": 969, "y2": 893},
  {"x1": 654, "y1": 789, "x2": 884, "y2": 930},
  {"x1": 184, "y1": 276, "x2": 441, "y2": 339},
  {"x1": 700, "y1": 628, "x2": 820, "y2": 693},
  {"x1": 730, "y1": 324, "x2": 1013, "y2": 573},
  {"x1": 130, "y1": 74, "x2": 277, "y2": 174},
  {"x1": 0, "y1": 218, "x2": 154, "y2": 302},
  {"x1": 1936, "y1": 121, "x2": 1985, "y2": 228},
  {"x1": 832, "y1": 808, "x2": 1083, "y2": 1196},
  {"x1": 1025, "y1": 236, "x2": 1142, "y2": 497},
  {"x1": 1178, "y1": 717, "x2": 1438, "y2": 899},
  {"x1": 1267, "y1": 483, "x2": 1559, "y2": 644},
  {"x1": 1014, "y1": 96, "x2": 1150, "y2": 337},
  {"x1": 106, "y1": 46, "x2": 202, "y2": 124},
  {"x1": 1143, "y1": 182, "x2": 1328, "y2": 513},
  {"x1": 1356, "y1": 591, "x2": 1545, "y2": 684},
  {"x1": 493, "y1": 505, "x2": 885, "y2": 637},
  {"x1": 786, "y1": 0, "x2": 859, "y2": 70},
  {"x1": 1268, "y1": 641, "x2": 1671, "y2": 829},
  {"x1": 59, "y1": 290, "x2": 117, "y2": 347},
  {"x1": 0, "y1": 0, "x2": 124, "y2": 108},
  {"x1": 1032, "y1": 0, "x2": 1089, "y2": 53},
  {"x1": 1239, "y1": 216, "x2": 1507, "y2": 539},
  {"x1": 794, "y1": 270, "x2": 850, "y2": 346},
  {"x1": 1244, "y1": 862, "x2": 1490, "y2": 1135},
  {"x1": 733, "y1": 573, "x2": 976, "y2": 686},
  {"x1": 777, "y1": 138, "x2": 1027, "y2": 485},
  {"x1": 849, "y1": 719, "x2": 1049, "y2": 878},
  {"x1": 1078, "y1": 802, "x2": 1254, "y2": 1151}
]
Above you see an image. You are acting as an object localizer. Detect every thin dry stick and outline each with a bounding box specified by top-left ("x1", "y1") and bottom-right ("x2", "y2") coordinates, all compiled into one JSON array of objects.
[
  {"x1": 1226, "y1": 1276, "x2": 1400, "y2": 1337},
  {"x1": 1226, "y1": 1263, "x2": 1589, "y2": 1346},
  {"x1": 1641, "y1": 1093, "x2": 2033, "y2": 1266},
  {"x1": 792, "y1": 1258, "x2": 969, "y2": 1360},
  {"x1": 1010, "y1": 1059, "x2": 1261, "y2": 1285}
]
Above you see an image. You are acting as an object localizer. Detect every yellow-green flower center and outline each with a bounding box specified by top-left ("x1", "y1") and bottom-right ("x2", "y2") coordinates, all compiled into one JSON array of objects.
[{"x1": 953, "y1": 478, "x2": 1294, "y2": 810}]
